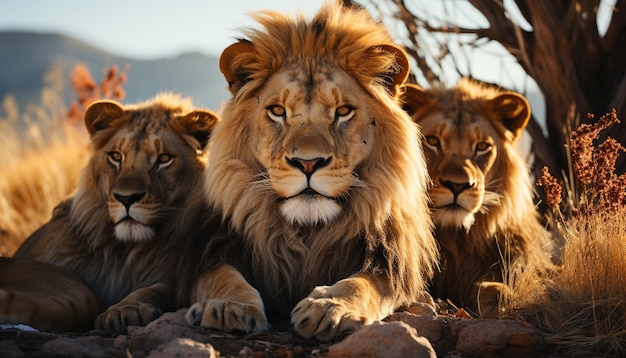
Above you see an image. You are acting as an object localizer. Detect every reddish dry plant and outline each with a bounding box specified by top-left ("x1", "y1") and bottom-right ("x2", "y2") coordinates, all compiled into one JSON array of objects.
[
  {"x1": 67, "y1": 64, "x2": 128, "y2": 122},
  {"x1": 537, "y1": 166, "x2": 562, "y2": 210},
  {"x1": 538, "y1": 109, "x2": 625, "y2": 216}
]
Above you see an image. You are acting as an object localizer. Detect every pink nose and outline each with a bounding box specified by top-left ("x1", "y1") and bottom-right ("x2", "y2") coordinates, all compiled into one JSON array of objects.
[{"x1": 286, "y1": 157, "x2": 331, "y2": 176}]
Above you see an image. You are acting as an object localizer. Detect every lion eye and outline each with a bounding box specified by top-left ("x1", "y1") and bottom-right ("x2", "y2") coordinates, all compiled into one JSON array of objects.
[
  {"x1": 267, "y1": 105, "x2": 286, "y2": 124},
  {"x1": 335, "y1": 105, "x2": 355, "y2": 124},
  {"x1": 475, "y1": 141, "x2": 492, "y2": 155},
  {"x1": 156, "y1": 153, "x2": 174, "y2": 169},
  {"x1": 107, "y1": 151, "x2": 123, "y2": 169},
  {"x1": 423, "y1": 135, "x2": 440, "y2": 152}
]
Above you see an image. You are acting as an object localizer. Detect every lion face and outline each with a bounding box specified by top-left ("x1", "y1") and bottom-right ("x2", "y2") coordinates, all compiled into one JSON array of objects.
[
  {"x1": 82, "y1": 95, "x2": 218, "y2": 242},
  {"x1": 419, "y1": 110, "x2": 501, "y2": 230},
  {"x1": 103, "y1": 130, "x2": 190, "y2": 241},
  {"x1": 250, "y1": 65, "x2": 379, "y2": 225},
  {"x1": 212, "y1": 37, "x2": 413, "y2": 228},
  {"x1": 402, "y1": 79, "x2": 531, "y2": 231}
]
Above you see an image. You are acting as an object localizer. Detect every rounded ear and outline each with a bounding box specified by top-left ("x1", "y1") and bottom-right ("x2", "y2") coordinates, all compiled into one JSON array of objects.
[
  {"x1": 84, "y1": 100, "x2": 125, "y2": 137},
  {"x1": 401, "y1": 84, "x2": 429, "y2": 117},
  {"x1": 400, "y1": 83, "x2": 436, "y2": 123},
  {"x1": 177, "y1": 110, "x2": 220, "y2": 149},
  {"x1": 219, "y1": 40, "x2": 256, "y2": 96},
  {"x1": 372, "y1": 44, "x2": 410, "y2": 96},
  {"x1": 488, "y1": 93, "x2": 531, "y2": 139}
]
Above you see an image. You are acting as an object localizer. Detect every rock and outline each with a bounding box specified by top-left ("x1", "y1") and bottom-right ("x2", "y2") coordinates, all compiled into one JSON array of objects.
[
  {"x1": 327, "y1": 321, "x2": 436, "y2": 358},
  {"x1": 124, "y1": 309, "x2": 208, "y2": 354},
  {"x1": 389, "y1": 312, "x2": 547, "y2": 357},
  {"x1": 452, "y1": 319, "x2": 547, "y2": 357},
  {"x1": 147, "y1": 338, "x2": 216, "y2": 358},
  {"x1": 404, "y1": 302, "x2": 437, "y2": 317},
  {"x1": 41, "y1": 335, "x2": 121, "y2": 357},
  {"x1": 387, "y1": 312, "x2": 455, "y2": 355}
]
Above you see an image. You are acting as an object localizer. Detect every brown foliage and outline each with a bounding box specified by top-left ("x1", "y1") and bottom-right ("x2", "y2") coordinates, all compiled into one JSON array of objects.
[
  {"x1": 67, "y1": 64, "x2": 128, "y2": 123},
  {"x1": 1, "y1": 64, "x2": 128, "y2": 256},
  {"x1": 539, "y1": 109, "x2": 625, "y2": 217},
  {"x1": 526, "y1": 110, "x2": 626, "y2": 356}
]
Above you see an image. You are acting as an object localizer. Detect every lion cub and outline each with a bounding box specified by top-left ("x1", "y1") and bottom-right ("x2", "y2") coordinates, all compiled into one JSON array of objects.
[
  {"x1": 402, "y1": 78, "x2": 556, "y2": 315},
  {"x1": 8, "y1": 93, "x2": 218, "y2": 332}
]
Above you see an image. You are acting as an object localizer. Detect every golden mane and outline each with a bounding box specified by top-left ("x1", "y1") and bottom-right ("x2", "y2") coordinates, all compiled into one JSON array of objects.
[{"x1": 223, "y1": 2, "x2": 409, "y2": 104}]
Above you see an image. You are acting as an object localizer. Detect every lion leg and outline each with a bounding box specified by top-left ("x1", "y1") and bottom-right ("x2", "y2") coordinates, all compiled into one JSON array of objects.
[
  {"x1": 0, "y1": 258, "x2": 101, "y2": 331},
  {"x1": 185, "y1": 264, "x2": 268, "y2": 333},
  {"x1": 291, "y1": 273, "x2": 396, "y2": 341},
  {"x1": 95, "y1": 282, "x2": 174, "y2": 333}
]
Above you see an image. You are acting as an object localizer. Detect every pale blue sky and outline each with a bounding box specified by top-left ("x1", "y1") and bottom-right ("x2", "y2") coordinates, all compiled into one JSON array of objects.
[
  {"x1": 1, "y1": 0, "x2": 616, "y2": 125},
  {"x1": 0, "y1": 0, "x2": 327, "y2": 59}
]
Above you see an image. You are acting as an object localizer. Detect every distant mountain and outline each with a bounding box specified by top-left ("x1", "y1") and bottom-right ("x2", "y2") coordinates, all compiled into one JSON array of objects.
[{"x1": 0, "y1": 31, "x2": 230, "y2": 112}]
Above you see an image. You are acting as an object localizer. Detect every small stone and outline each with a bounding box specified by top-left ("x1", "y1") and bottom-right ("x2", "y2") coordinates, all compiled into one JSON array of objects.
[
  {"x1": 327, "y1": 321, "x2": 436, "y2": 358},
  {"x1": 147, "y1": 338, "x2": 216, "y2": 358}
]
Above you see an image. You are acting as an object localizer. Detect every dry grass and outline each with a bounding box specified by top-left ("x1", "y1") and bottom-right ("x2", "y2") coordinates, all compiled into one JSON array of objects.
[
  {"x1": 0, "y1": 92, "x2": 88, "y2": 256},
  {"x1": 0, "y1": 64, "x2": 126, "y2": 256},
  {"x1": 508, "y1": 109, "x2": 626, "y2": 356}
]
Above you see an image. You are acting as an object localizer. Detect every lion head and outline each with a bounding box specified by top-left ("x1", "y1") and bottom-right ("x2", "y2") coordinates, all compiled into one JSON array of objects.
[
  {"x1": 403, "y1": 78, "x2": 535, "y2": 235},
  {"x1": 188, "y1": 1, "x2": 438, "y2": 327},
  {"x1": 402, "y1": 78, "x2": 555, "y2": 310},
  {"x1": 72, "y1": 93, "x2": 219, "y2": 244}
]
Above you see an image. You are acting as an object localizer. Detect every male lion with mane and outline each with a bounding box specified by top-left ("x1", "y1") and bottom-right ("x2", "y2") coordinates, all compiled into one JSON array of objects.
[
  {"x1": 402, "y1": 78, "x2": 556, "y2": 315},
  {"x1": 175, "y1": 1, "x2": 438, "y2": 341},
  {"x1": 9, "y1": 93, "x2": 219, "y2": 332}
]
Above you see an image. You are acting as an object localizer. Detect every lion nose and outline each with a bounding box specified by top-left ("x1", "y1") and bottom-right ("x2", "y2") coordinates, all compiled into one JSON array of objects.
[
  {"x1": 113, "y1": 192, "x2": 145, "y2": 211},
  {"x1": 440, "y1": 179, "x2": 473, "y2": 196},
  {"x1": 286, "y1": 156, "x2": 332, "y2": 177}
]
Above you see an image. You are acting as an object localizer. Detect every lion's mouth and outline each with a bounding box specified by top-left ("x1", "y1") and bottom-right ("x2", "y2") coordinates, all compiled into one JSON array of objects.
[
  {"x1": 440, "y1": 203, "x2": 464, "y2": 211},
  {"x1": 280, "y1": 188, "x2": 339, "y2": 202},
  {"x1": 116, "y1": 215, "x2": 146, "y2": 226}
]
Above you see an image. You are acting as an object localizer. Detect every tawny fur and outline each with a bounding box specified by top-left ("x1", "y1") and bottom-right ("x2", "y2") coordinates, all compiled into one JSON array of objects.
[
  {"x1": 402, "y1": 78, "x2": 556, "y2": 314},
  {"x1": 12, "y1": 93, "x2": 218, "y2": 332},
  {"x1": 0, "y1": 257, "x2": 101, "y2": 331},
  {"x1": 176, "y1": 1, "x2": 438, "y2": 341}
]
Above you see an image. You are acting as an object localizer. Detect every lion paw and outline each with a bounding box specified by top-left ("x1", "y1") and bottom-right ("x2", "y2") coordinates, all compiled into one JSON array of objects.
[
  {"x1": 95, "y1": 303, "x2": 162, "y2": 333},
  {"x1": 291, "y1": 287, "x2": 366, "y2": 341},
  {"x1": 185, "y1": 299, "x2": 268, "y2": 334}
]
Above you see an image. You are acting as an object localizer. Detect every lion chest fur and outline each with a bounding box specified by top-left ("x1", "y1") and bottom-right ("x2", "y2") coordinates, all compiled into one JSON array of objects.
[{"x1": 190, "y1": 212, "x2": 372, "y2": 318}]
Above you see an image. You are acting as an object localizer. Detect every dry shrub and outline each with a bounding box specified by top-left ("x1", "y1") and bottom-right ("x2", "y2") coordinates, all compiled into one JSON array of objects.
[
  {"x1": 512, "y1": 109, "x2": 626, "y2": 356},
  {"x1": 0, "y1": 64, "x2": 126, "y2": 256}
]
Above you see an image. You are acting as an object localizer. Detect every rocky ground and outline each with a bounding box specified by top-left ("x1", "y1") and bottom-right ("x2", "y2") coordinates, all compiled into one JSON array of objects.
[{"x1": 0, "y1": 304, "x2": 548, "y2": 357}]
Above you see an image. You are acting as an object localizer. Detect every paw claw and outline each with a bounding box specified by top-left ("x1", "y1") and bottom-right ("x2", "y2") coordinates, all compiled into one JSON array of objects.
[{"x1": 185, "y1": 299, "x2": 268, "y2": 333}]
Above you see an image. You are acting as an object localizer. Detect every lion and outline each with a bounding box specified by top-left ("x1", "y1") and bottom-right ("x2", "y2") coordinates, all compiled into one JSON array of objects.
[
  {"x1": 8, "y1": 93, "x2": 219, "y2": 332},
  {"x1": 401, "y1": 77, "x2": 556, "y2": 315},
  {"x1": 0, "y1": 257, "x2": 100, "y2": 331},
  {"x1": 170, "y1": 1, "x2": 439, "y2": 342}
]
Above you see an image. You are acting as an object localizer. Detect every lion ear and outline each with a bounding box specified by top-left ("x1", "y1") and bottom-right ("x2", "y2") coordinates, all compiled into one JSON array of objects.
[
  {"x1": 370, "y1": 44, "x2": 410, "y2": 96},
  {"x1": 400, "y1": 83, "x2": 436, "y2": 123},
  {"x1": 178, "y1": 110, "x2": 220, "y2": 149},
  {"x1": 219, "y1": 40, "x2": 256, "y2": 96},
  {"x1": 401, "y1": 83, "x2": 430, "y2": 119},
  {"x1": 84, "y1": 100, "x2": 125, "y2": 138},
  {"x1": 488, "y1": 93, "x2": 531, "y2": 139}
]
